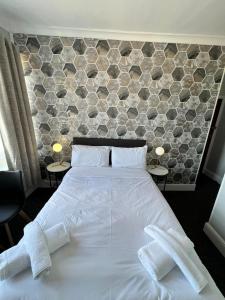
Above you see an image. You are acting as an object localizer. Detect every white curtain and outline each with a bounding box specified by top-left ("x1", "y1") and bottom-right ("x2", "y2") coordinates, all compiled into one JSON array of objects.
[
  {"x1": 0, "y1": 27, "x2": 41, "y2": 194},
  {"x1": 0, "y1": 134, "x2": 7, "y2": 170}
]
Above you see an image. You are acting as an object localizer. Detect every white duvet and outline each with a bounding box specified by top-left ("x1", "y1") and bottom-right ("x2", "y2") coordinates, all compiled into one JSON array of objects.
[{"x1": 0, "y1": 167, "x2": 223, "y2": 300}]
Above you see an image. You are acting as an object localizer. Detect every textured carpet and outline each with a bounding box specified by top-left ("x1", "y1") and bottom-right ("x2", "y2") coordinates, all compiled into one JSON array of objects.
[{"x1": 1, "y1": 175, "x2": 225, "y2": 295}]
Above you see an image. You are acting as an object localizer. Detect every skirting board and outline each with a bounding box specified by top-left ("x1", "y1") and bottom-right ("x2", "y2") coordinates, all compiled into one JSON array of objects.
[
  {"x1": 158, "y1": 183, "x2": 196, "y2": 191},
  {"x1": 41, "y1": 179, "x2": 195, "y2": 191},
  {"x1": 204, "y1": 222, "x2": 225, "y2": 258},
  {"x1": 203, "y1": 168, "x2": 222, "y2": 184}
]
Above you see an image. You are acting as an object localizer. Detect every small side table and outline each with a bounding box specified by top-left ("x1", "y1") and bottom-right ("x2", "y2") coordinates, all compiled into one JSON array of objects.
[
  {"x1": 147, "y1": 165, "x2": 169, "y2": 191},
  {"x1": 47, "y1": 162, "x2": 70, "y2": 187}
]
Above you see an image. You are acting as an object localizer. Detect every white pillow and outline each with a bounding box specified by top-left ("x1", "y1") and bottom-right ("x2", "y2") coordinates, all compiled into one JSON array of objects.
[
  {"x1": 71, "y1": 145, "x2": 110, "y2": 167},
  {"x1": 111, "y1": 145, "x2": 147, "y2": 169}
]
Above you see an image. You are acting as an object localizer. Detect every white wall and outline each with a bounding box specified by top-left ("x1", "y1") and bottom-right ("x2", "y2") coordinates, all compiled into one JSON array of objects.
[
  {"x1": 209, "y1": 174, "x2": 225, "y2": 238},
  {"x1": 204, "y1": 174, "x2": 225, "y2": 257},
  {"x1": 204, "y1": 88, "x2": 225, "y2": 184},
  {"x1": 2, "y1": 0, "x2": 225, "y2": 45}
]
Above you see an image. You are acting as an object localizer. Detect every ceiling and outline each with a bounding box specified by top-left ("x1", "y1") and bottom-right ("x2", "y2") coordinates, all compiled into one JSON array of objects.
[{"x1": 1, "y1": 0, "x2": 225, "y2": 44}]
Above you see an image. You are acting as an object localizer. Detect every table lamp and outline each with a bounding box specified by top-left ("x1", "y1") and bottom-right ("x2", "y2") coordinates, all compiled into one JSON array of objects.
[
  {"x1": 52, "y1": 143, "x2": 63, "y2": 165},
  {"x1": 155, "y1": 146, "x2": 165, "y2": 165}
]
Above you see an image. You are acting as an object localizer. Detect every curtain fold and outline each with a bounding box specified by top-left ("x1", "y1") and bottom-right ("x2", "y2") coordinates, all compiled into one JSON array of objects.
[{"x1": 0, "y1": 28, "x2": 41, "y2": 194}]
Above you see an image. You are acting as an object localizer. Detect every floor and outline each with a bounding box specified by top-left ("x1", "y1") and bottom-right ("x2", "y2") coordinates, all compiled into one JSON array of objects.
[
  {"x1": 164, "y1": 175, "x2": 225, "y2": 295},
  {"x1": 1, "y1": 174, "x2": 225, "y2": 295}
]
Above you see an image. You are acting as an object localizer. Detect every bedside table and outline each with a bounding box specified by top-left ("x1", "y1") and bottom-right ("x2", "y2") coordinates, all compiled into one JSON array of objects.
[
  {"x1": 147, "y1": 165, "x2": 168, "y2": 191},
  {"x1": 46, "y1": 162, "x2": 70, "y2": 187}
]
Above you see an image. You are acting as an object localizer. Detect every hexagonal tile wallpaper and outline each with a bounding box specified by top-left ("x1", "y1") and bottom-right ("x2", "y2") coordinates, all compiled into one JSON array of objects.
[{"x1": 13, "y1": 34, "x2": 224, "y2": 184}]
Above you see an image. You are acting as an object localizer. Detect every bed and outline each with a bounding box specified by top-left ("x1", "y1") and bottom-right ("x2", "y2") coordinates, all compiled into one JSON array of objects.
[{"x1": 0, "y1": 138, "x2": 223, "y2": 300}]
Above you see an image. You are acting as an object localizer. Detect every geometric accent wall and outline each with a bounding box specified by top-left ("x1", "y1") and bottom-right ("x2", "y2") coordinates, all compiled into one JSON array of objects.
[{"x1": 13, "y1": 33, "x2": 224, "y2": 183}]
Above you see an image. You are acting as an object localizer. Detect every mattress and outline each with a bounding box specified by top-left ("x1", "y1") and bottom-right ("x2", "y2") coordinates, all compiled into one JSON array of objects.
[{"x1": 0, "y1": 167, "x2": 223, "y2": 300}]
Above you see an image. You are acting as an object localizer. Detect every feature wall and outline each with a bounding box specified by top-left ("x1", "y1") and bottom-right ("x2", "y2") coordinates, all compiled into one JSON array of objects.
[{"x1": 13, "y1": 33, "x2": 224, "y2": 184}]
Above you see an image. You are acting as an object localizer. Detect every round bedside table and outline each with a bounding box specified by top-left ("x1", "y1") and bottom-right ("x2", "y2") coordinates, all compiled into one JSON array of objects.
[
  {"x1": 46, "y1": 162, "x2": 70, "y2": 187},
  {"x1": 147, "y1": 165, "x2": 169, "y2": 191}
]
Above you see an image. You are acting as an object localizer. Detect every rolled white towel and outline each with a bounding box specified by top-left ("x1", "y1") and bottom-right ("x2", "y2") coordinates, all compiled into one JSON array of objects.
[
  {"x1": 24, "y1": 221, "x2": 52, "y2": 279},
  {"x1": 138, "y1": 228, "x2": 194, "y2": 280},
  {"x1": 0, "y1": 243, "x2": 29, "y2": 281},
  {"x1": 0, "y1": 223, "x2": 70, "y2": 281},
  {"x1": 145, "y1": 225, "x2": 208, "y2": 293}
]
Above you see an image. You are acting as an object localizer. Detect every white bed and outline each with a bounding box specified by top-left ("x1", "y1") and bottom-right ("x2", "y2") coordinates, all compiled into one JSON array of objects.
[{"x1": 0, "y1": 166, "x2": 223, "y2": 300}]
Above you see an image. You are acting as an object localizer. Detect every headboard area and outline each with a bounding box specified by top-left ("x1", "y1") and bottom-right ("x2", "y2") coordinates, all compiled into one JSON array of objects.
[{"x1": 72, "y1": 137, "x2": 146, "y2": 148}]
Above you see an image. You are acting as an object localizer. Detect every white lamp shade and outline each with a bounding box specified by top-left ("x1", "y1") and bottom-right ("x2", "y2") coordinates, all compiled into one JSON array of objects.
[
  {"x1": 53, "y1": 143, "x2": 62, "y2": 153},
  {"x1": 155, "y1": 146, "x2": 165, "y2": 156}
]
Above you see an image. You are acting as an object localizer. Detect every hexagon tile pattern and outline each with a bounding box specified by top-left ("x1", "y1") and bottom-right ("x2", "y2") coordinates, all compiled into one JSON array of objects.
[{"x1": 13, "y1": 33, "x2": 224, "y2": 184}]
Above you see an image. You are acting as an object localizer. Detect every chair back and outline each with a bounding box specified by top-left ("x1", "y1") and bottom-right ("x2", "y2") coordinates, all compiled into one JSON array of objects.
[{"x1": 0, "y1": 170, "x2": 25, "y2": 205}]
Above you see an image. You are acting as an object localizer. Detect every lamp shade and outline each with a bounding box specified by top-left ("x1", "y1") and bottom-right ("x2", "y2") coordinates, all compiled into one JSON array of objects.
[
  {"x1": 155, "y1": 146, "x2": 165, "y2": 156},
  {"x1": 52, "y1": 143, "x2": 62, "y2": 153}
]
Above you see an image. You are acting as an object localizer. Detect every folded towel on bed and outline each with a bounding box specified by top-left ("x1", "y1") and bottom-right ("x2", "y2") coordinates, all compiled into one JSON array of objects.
[
  {"x1": 24, "y1": 221, "x2": 52, "y2": 279},
  {"x1": 138, "y1": 228, "x2": 194, "y2": 280},
  {"x1": 0, "y1": 223, "x2": 70, "y2": 281},
  {"x1": 144, "y1": 225, "x2": 208, "y2": 293}
]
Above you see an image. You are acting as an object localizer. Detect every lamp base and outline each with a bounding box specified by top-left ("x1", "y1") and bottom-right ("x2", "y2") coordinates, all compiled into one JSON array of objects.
[{"x1": 55, "y1": 159, "x2": 64, "y2": 166}]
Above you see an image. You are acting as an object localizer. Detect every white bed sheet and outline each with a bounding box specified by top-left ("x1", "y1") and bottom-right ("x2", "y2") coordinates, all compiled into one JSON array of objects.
[{"x1": 0, "y1": 167, "x2": 223, "y2": 300}]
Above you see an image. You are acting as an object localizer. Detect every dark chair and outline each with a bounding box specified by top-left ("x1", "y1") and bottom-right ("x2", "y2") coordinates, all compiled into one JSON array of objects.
[{"x1": 0, "y1": 170, "x2": 32, "y2": 246}]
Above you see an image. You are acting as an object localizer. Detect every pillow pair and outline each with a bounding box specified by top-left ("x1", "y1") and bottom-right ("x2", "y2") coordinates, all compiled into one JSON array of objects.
[{"x1": 71, "y1": 145, "x2": 147, "y2": 169}]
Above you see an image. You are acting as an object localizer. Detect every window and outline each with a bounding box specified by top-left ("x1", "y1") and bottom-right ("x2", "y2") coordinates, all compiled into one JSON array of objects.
[{"x1": 0, "y1": 135, "x2": 8, "y2": 170}]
